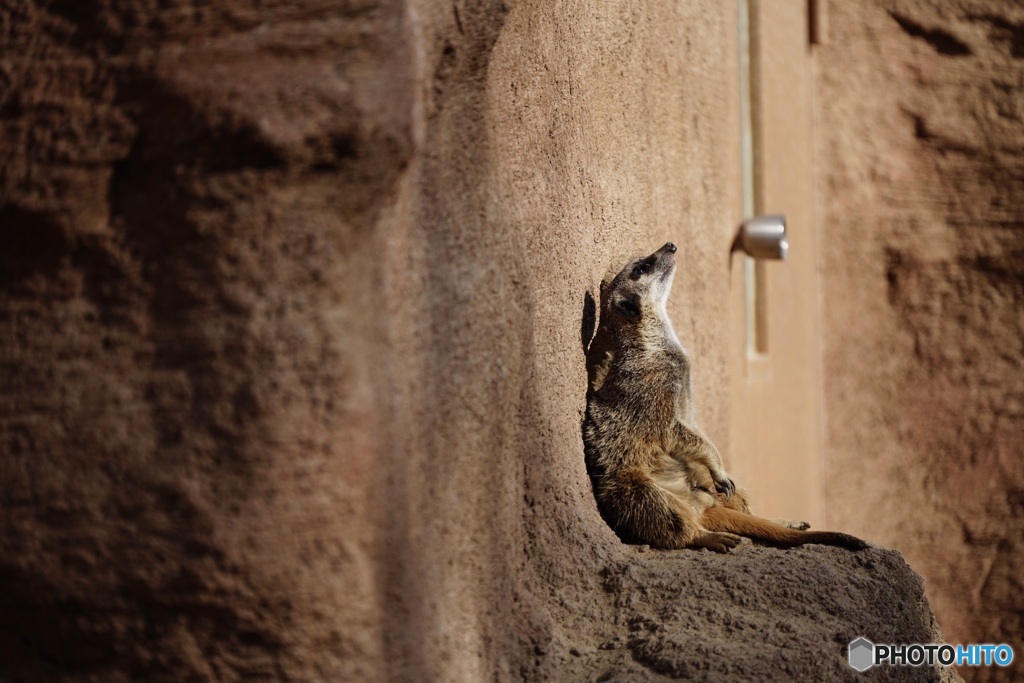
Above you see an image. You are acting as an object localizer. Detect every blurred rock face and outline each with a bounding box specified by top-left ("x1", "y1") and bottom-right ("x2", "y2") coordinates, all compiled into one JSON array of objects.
[
  {"x1": 0, "y1": 0, "x2": 974, "y2": 681},
  {"x1": 818, "y1": 0, "x2": 1024, "y2": 674},
  {"x1": 1, "y1": 2, "x2": 415, "y2": 679}
]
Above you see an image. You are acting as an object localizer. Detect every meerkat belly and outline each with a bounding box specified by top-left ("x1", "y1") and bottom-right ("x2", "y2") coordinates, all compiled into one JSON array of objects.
[{"x1": 648, "y1": 455, "x2": 715, "y2": 511}]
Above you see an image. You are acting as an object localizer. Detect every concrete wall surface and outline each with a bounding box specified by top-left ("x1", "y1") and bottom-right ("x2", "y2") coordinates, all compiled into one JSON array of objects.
[{"x1": 817, "y1": 3, "x2": 1024, "y2": 679}]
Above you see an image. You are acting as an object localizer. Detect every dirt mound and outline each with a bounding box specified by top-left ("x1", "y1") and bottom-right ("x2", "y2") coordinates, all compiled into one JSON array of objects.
[{"x1": 553, "y1": 543, "x2": 955, "y2": 682}]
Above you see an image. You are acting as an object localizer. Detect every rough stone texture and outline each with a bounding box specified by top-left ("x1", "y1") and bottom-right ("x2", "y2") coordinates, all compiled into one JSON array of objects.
[
  {"x1": 1, "y1": 1, "x2": 953, "y2": 681},
  {"x1": 817, "y1": 2, "x2": 1024, "y2": 681},
  {"x1": 555, "y1": 544, "x2": 955, "y2": 682},
  {"x1": 1, "y1": 2, "x2": 416, "y2": 680}
]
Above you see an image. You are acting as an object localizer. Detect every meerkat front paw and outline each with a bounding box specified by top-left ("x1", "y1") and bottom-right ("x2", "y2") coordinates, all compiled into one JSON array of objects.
[{"x1": 712, "y1": 473, "x2": 735, "y2": 500}]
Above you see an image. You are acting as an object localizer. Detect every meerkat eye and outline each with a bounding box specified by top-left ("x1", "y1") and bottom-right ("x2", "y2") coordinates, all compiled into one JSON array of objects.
[{"x1": 631, "y1": 263, "x2": 650, "y2": 279}]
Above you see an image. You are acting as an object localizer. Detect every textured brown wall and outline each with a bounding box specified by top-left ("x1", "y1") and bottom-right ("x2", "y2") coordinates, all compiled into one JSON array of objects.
[
  {"x1": 1, "y1": 1, "x2": 418, "y2": 680},
  {"x1": 818, "y1": 1, "x2": 1024, "y2": 679},
  {"x1": 1, "y1": 1, "x2": 953, "y2": 680}
]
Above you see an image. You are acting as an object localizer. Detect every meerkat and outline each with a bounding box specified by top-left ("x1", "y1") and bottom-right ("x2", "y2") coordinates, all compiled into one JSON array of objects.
[{"x1": 583, "y1": 242, "x2": 866, "y2": 552}]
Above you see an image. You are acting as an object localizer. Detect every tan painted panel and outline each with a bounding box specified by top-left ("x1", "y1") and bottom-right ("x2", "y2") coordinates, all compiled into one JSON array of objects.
[{"x1": 729, "y1": 0, "x2": 826, "y2": 526}]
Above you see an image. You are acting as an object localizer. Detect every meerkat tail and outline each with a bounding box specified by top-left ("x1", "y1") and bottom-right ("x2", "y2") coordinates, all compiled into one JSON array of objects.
[{"x1": 702, "y1": 506, "x2": 868, "y2": 551}]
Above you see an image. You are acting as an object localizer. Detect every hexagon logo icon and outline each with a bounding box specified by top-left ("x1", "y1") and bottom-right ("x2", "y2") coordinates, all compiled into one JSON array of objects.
[{"x1": 848, "y1": 637, "x2": 875, "y2": 672}]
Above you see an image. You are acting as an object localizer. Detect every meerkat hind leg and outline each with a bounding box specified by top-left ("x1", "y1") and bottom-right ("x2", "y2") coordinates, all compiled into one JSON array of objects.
[
  {"x1": 689, "y1": 531, "x2": 743, "y2": 553},
  {"x1": 711, "y1": 490, "x2": 808, "y2": 529},
  {"x1": 716, "y1": 488, "x2": 751, "y2": 514}
]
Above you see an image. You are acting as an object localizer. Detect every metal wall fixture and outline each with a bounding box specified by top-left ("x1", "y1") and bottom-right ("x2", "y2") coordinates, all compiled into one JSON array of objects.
[{"x1": 738, "y1": 214, "x2": 788, "y2": 260}]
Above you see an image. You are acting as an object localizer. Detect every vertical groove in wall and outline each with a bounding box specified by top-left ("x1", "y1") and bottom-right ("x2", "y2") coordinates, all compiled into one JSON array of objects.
[{"x1": 739, "y1": 0, "x2": 769, "y2": 356}]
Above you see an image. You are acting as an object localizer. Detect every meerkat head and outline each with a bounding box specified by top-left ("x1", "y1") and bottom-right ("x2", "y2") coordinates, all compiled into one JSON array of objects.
[{"x1": 599, "y1": 242, "x2": 678, "y2": 327}]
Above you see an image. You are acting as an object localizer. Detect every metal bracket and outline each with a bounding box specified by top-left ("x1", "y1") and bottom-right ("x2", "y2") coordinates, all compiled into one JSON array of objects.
[{"x1": 738, "y1": 214, "x2": 788, "y2": 261}]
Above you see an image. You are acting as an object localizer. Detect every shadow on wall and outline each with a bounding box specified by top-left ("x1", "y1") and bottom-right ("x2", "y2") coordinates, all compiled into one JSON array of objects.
[{"x1": 581, "y1": 290, "x2": 597, "y2": 353}]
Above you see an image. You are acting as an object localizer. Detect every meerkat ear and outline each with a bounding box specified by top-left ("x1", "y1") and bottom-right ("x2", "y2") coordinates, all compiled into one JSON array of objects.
[{"x1": 611, "y1": 291, "x2": 641, "y2": 320}]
